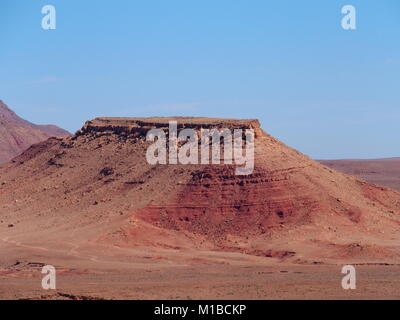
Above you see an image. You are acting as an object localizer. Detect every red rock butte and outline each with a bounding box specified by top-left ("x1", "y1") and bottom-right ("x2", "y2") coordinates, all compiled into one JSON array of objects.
[{"x1": 1, "y1": 116, "x2": 400, "y2": 266}]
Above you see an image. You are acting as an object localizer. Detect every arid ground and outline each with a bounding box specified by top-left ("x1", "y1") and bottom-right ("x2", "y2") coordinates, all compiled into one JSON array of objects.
[
  {"x1": 1, "y1": 117, "x2": 400, "y2": 299},
  {"x1": 320, "y1": 158, "x2": 400, "y2": 192},
  {"x1": 2, "y1": 245, "x2": 400, "y2": 300}
]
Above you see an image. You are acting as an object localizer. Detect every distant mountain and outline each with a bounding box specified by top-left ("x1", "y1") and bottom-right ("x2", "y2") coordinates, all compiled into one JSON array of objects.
[
  {"x1": 0, "y1": 100, "x2": 70, "y2": 163},
  {"x1": 319, "y1": 158, "x2": 400, "y2": 192}
]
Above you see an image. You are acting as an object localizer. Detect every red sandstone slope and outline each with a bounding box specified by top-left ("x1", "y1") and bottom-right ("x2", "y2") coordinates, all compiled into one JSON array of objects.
[
  {"x1": 0, "y1": 117, "x2": 400, "y2": 264},
  {"x1": 0, "y1": 100, "x2": 70, "y2": 163}
]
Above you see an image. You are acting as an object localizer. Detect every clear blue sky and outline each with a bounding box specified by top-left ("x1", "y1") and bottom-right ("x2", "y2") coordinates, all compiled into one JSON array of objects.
[{"x1": 1, "y1": 0, "x2": 399, "y2": 159}]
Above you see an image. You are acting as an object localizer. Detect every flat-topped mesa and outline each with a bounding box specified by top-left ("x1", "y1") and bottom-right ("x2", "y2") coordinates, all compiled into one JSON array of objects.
[{"x1": 76, "y1": 117, "x2": 261, "y2": 137}]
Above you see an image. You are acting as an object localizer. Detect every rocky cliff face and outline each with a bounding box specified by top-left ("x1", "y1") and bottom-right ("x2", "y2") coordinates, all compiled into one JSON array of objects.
[
  {"x1": 76, "y1": 117, "x2": 261, "y2": 136},
  {"x1": 0, "y1": 100, "x2": 70, "y2": 163}
]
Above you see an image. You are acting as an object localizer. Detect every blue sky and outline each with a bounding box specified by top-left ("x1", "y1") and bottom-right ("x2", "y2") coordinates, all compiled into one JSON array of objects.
[{"x1": 0, "y1": 0, "x2": 399, "y2": 159}]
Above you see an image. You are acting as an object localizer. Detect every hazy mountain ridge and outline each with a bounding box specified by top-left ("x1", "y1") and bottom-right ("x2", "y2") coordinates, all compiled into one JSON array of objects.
[
  {"x1": 319, "y1": 158, "x2": 400, "y2": 192},
  {"x1": 0, "y1": 100, "x2": 70, "y2": 163}
]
